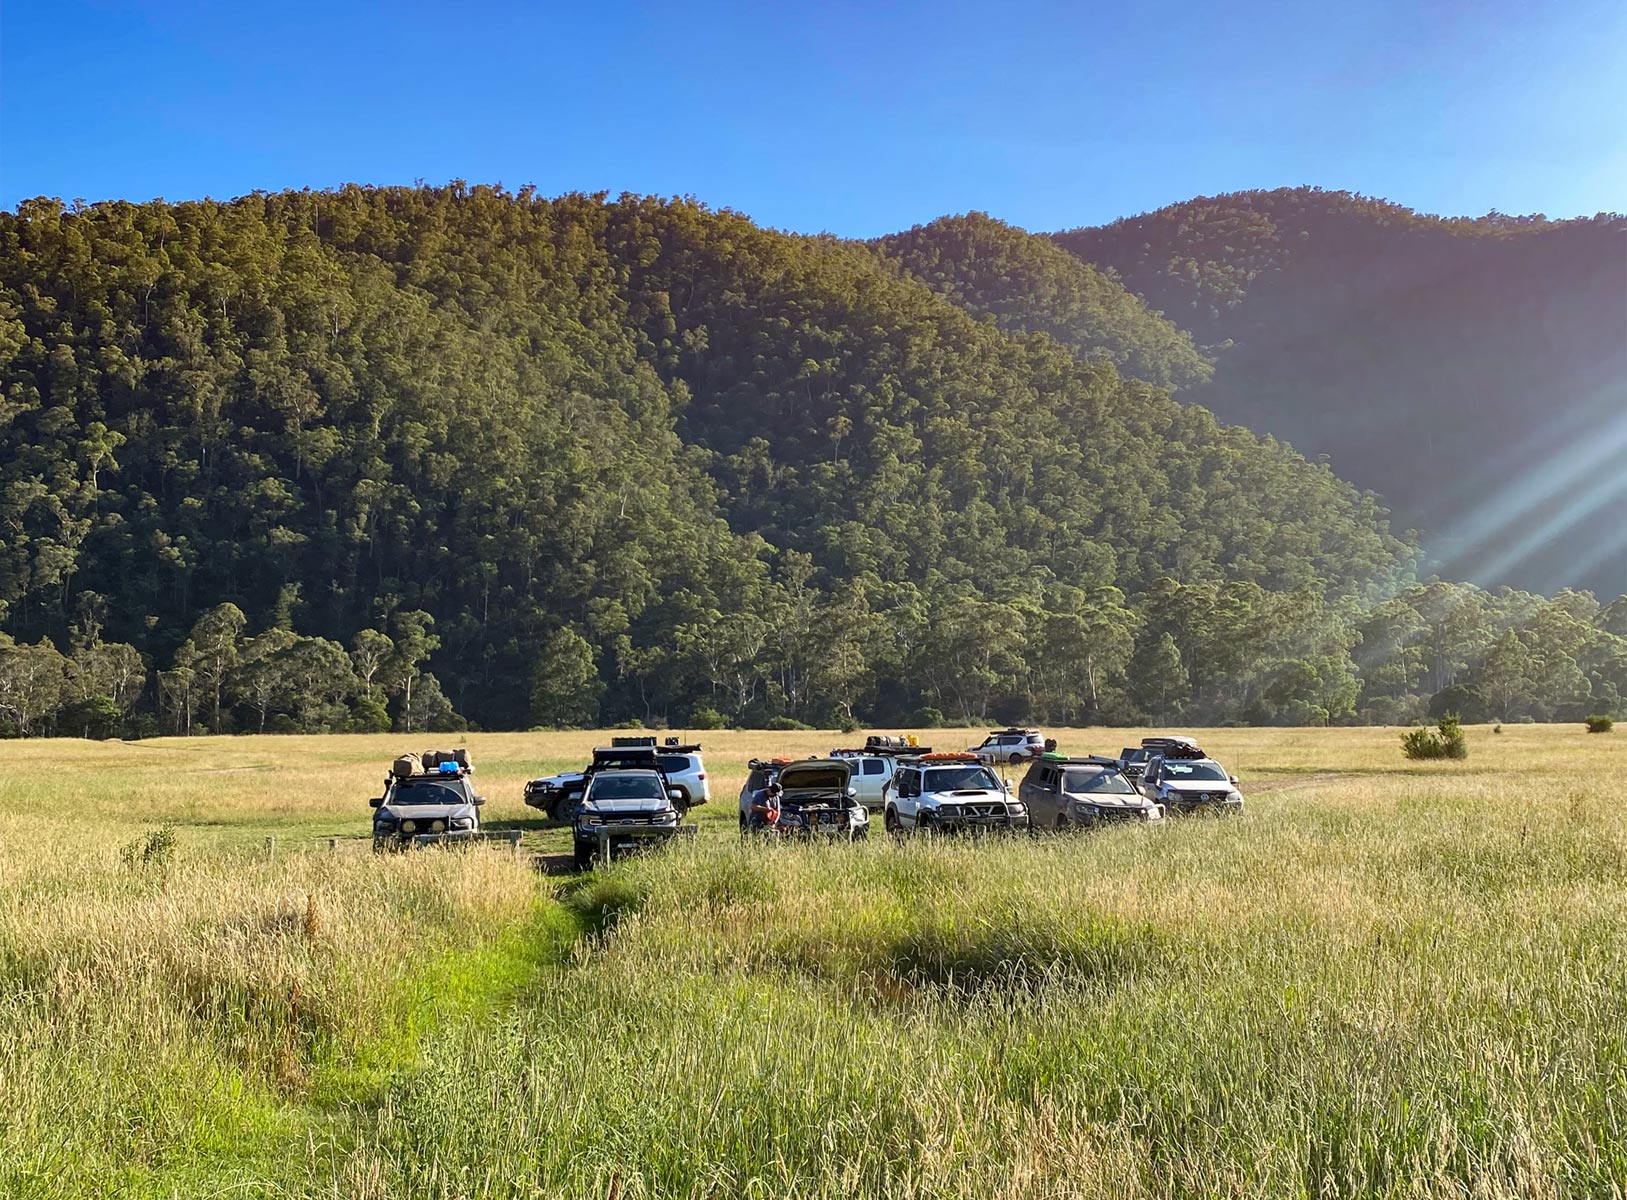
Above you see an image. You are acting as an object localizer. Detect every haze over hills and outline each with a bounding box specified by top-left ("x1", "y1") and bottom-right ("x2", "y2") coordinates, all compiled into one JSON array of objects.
[
  {"x1": 2, "y1": 183, "x2": 1624, "y2": 735},
  {"x1": 1049, "y1": 188, "x2": 1627, "y2": 597}
]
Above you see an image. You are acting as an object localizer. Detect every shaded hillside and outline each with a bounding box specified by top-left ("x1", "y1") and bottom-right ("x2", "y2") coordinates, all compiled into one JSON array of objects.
[
  {"x1": 871, "y1": 213, "x2": 1212, "y2": 390},
  {"x1": 1055, "y1": 188, "x2": 1627, "y2": 595},
  {"x1": 0, "y1": 185, "x2": 1409, "y2": 730}
]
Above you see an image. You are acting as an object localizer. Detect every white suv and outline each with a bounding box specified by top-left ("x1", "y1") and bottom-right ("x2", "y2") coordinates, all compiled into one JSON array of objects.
[
  {"x1": 968, "y1": 728, "x2": 1047, "y2": 765},
  {"x1": 655, "y1": 746, "x2": 710, "y2": 810},
  {"x1": 884, "y1": 755, "x2": 1027, "y2": 834}
]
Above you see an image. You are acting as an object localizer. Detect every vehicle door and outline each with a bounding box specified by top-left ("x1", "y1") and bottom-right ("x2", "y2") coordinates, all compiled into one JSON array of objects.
[
  {"x1": 1017, "y1": 762, "x2": 1049, "y2": 821},
  {"x1": 892, "y1": 767, "x2": 922, "y2": 827},
  {"x1": 855, "y1": 756, "x2": 888, "y2": 808},
  {"x1": 1138, "y1": 758, "x2": 1162, "y2": 799}
]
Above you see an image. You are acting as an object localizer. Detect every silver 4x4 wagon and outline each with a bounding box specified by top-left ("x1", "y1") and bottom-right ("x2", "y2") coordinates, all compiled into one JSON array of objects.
[{"x1": 371, "y1": 750, "x2": 486, "y2": 849}]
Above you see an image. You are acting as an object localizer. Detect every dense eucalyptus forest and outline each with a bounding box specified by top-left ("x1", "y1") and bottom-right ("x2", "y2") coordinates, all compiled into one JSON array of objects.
[{"x1": 1, "y1": 184, "x2": 1622, "y2": 735}]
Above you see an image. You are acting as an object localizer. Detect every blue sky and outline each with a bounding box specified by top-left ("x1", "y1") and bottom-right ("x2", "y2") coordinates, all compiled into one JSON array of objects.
[{"x1": 3, "y1": 0, "x2": 1623, "y2": 235}]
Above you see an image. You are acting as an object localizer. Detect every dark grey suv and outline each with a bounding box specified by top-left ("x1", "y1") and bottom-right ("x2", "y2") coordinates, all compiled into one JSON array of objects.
[{"x1": 1018, "y1": 756, "x2": 1164, "y2": 830}]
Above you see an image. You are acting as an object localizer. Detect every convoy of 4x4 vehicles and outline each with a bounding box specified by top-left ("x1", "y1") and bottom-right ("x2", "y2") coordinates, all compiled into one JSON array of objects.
[{"x1": 367, "y1": 732, "x2": 1241, "y2": 864}]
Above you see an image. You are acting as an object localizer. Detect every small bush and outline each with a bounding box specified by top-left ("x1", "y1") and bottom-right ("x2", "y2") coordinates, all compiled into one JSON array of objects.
[
  {"x1": 763, "y1": 716, "x2": 812, "y2": 731},
  {"x1": 914, "y1": 707, "x2": 945, "y2": 729},
  {"x1": 1402, "y1": 714, "x2": 1468, "y2": 761},
  {"x1": 1585, "y1": 714, "x2": 1614, "y2": 733},
  {"x1": 121, "y1": 825, "x2": 178, "y2": 870},
  {"x1": 686, "y1": 706, "x2": 728, "y2": 730}
]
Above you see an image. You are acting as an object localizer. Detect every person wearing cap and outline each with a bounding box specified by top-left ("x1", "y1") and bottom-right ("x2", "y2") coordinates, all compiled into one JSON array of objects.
[{"x1": 749, "y1": 780, "x2": 783, "y2": 829}]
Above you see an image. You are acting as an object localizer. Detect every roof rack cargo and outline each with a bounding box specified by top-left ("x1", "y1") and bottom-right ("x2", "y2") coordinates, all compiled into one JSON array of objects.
[
  {"x1": 902, "y1": 750, "x2": 980, "y2": 763},
  {"x1": 1141, "y1": 735, "x2": 1205, "y2": 759},
  {"x1": 832, "y1": 738, "x2": 933, "y2": 757},
  {"x1": 865, "y1": 734, "x2": 923, "y2": 752},
  {"x1": 394, "y1": 749, "x2": 473, "y2": 778}
]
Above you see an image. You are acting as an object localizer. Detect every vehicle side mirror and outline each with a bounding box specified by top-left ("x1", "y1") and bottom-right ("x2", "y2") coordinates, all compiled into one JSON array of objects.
[
  {"x1": 368, "y1": 797, "x2": 383, "y2": 808},
  {"x1": 473, "y1": 795, "x2": 486, "y2": 806},
  {"x1": 846, "y1": 786, "x2": 857, "y2": 799},
  {"x1": 668, "y1": 788, "x2": 683, "y2": 802},
  {"x1": 1229, "y1": 776, "x2": 1239, "y2": 786}
]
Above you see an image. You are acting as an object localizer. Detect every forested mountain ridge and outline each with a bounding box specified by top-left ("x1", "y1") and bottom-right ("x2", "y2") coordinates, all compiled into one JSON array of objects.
[
  {"x1": 870, "y1": 213, "x2": 1212, "y2": 391},
  {"x1": 1, "y1": 183, "x2": 1621, "y2": 737},
  {"x1": 1051, "y1": 188, "x2": 1627, "y2": 594}
]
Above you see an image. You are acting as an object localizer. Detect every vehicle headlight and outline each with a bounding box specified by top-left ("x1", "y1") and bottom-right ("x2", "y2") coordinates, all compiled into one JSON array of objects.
[
  {"x1": 401, "y1": 819, "x2": 417, "y2": 834},
  {"x1": 579, "y1": 815, "x2": 603, "y2": 827},
  {"x1": 935, "y1": 805, "x2": 956, "y2": 818},
  {"x1": 656, "y1": 810, "x2": 679, "y2": 824},
  {"x1": 1009, "y1": 802, "x2": 1025, "y2": 815},
  {"x1": 431, "y1": 819, "x2": 446, "y2": 833},
  {"x1": 1073, "y1": 802, "x2": 1098, "y2": 817},
  {"x1": 450, "y1": 816, "x2": 473, "y2": 830}
]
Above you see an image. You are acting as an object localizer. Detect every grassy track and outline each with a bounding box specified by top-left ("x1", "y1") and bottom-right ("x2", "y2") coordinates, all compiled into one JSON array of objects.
[{"x1": 2, "y1": 726, "x2": 1624, "y2": 1197}]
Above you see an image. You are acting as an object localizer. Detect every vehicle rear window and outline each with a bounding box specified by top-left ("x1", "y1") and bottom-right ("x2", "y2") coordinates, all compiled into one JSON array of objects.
[{"x1": 658, "y1": 755, "x2": 694, "y2": 774}]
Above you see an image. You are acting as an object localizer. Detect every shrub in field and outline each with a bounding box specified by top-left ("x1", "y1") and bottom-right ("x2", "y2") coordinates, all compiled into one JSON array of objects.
[
  {"x1": 687, "y1": 705, "x2": 728, "y2": 730},
  {"x1": 120, "y1": 824, "x2": 178, "y2": 869},
  {"x1": 1402, "y1": 714, "x2": 1468, "y2": 760},
  {"x1": 763, "y1": 716, "x2": 812, "y2": 731},
  {"x1": 1585, "y1": 714, "x2": 1614, "y2": 733}
]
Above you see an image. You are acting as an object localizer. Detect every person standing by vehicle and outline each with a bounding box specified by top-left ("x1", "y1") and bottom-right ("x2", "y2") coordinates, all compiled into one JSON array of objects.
[{"x1": 749, "y1": 781, "x2": 783, "y2": 830}]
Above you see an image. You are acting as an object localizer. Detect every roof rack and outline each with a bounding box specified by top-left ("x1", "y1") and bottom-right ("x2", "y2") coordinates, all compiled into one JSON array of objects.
[
  {"x1": 747, "y1": 756, "x2": 800, "y2": 770},
  {"x1": 989, "y1": 727, "x2": 1040, "y2": 736},
  {"x1": 1040, "y1": 753, "x2": 1124, "y2": 768}
]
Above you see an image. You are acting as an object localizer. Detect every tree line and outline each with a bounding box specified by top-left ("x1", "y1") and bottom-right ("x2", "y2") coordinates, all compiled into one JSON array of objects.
[{"x1": 3, "y1": 576, "x2": 1621, "y2": 736}]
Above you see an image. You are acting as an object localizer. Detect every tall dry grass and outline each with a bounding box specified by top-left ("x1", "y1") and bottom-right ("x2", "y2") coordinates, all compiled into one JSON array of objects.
[{"x1": 2, "y1": 725, "x2": 1623, "y2": 1197}]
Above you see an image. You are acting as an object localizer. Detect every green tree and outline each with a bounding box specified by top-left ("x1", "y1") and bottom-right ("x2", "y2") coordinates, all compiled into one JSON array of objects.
[
  {"x1": 529, "y1": 626, "x2": 604, "y2": 728},
  {"x1": 175, "y1": 604, "x2": 247, "y2": 733},
  {"x1": 1129, "y1": 632, "x2": 1189, "y2": 721}
]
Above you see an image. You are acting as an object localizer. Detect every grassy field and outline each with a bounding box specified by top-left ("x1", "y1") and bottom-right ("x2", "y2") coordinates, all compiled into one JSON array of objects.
[{"x1": 2, "y1": 725, "x2": 1624, "y2": 1198}]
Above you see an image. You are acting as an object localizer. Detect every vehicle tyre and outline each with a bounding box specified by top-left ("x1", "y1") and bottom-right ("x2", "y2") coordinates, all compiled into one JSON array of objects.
[
  {"x1": 851, "y1": 829, "x2": 868, "y2": 842},
  {"x1": 884, "y1": 807, "x2": 901, "y2": 836},
  {"x1": 1008, "y1": 753, "x2": 1023, "y2": 765},
  {"x1": 572, "y1": 843, "x2": 594, "y2": 870},
  {"x1": 1056, "y1": 813, "x2": 1068, "y2": 833}
]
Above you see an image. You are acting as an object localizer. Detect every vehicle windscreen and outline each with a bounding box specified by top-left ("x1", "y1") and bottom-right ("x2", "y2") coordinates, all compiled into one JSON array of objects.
[
  {"x1": 589, "y1": 774, "x2": 665, "y2": 801},
  {"x1": 1064, "y1": 769, "x2": 1136, "y2": 795},
  {"x1": 1160, "y1": 761, "x2": 1229, "y2": 782},
  {"x1": 924, "y1": 766, "x2": 1001, "y2": 792},
  {"x1": 1121, "y1": 748, "x2": 1149, "y2": 763},
  {"x1": 389, "y1": 781, "x2": 466, "y2": 805}
]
